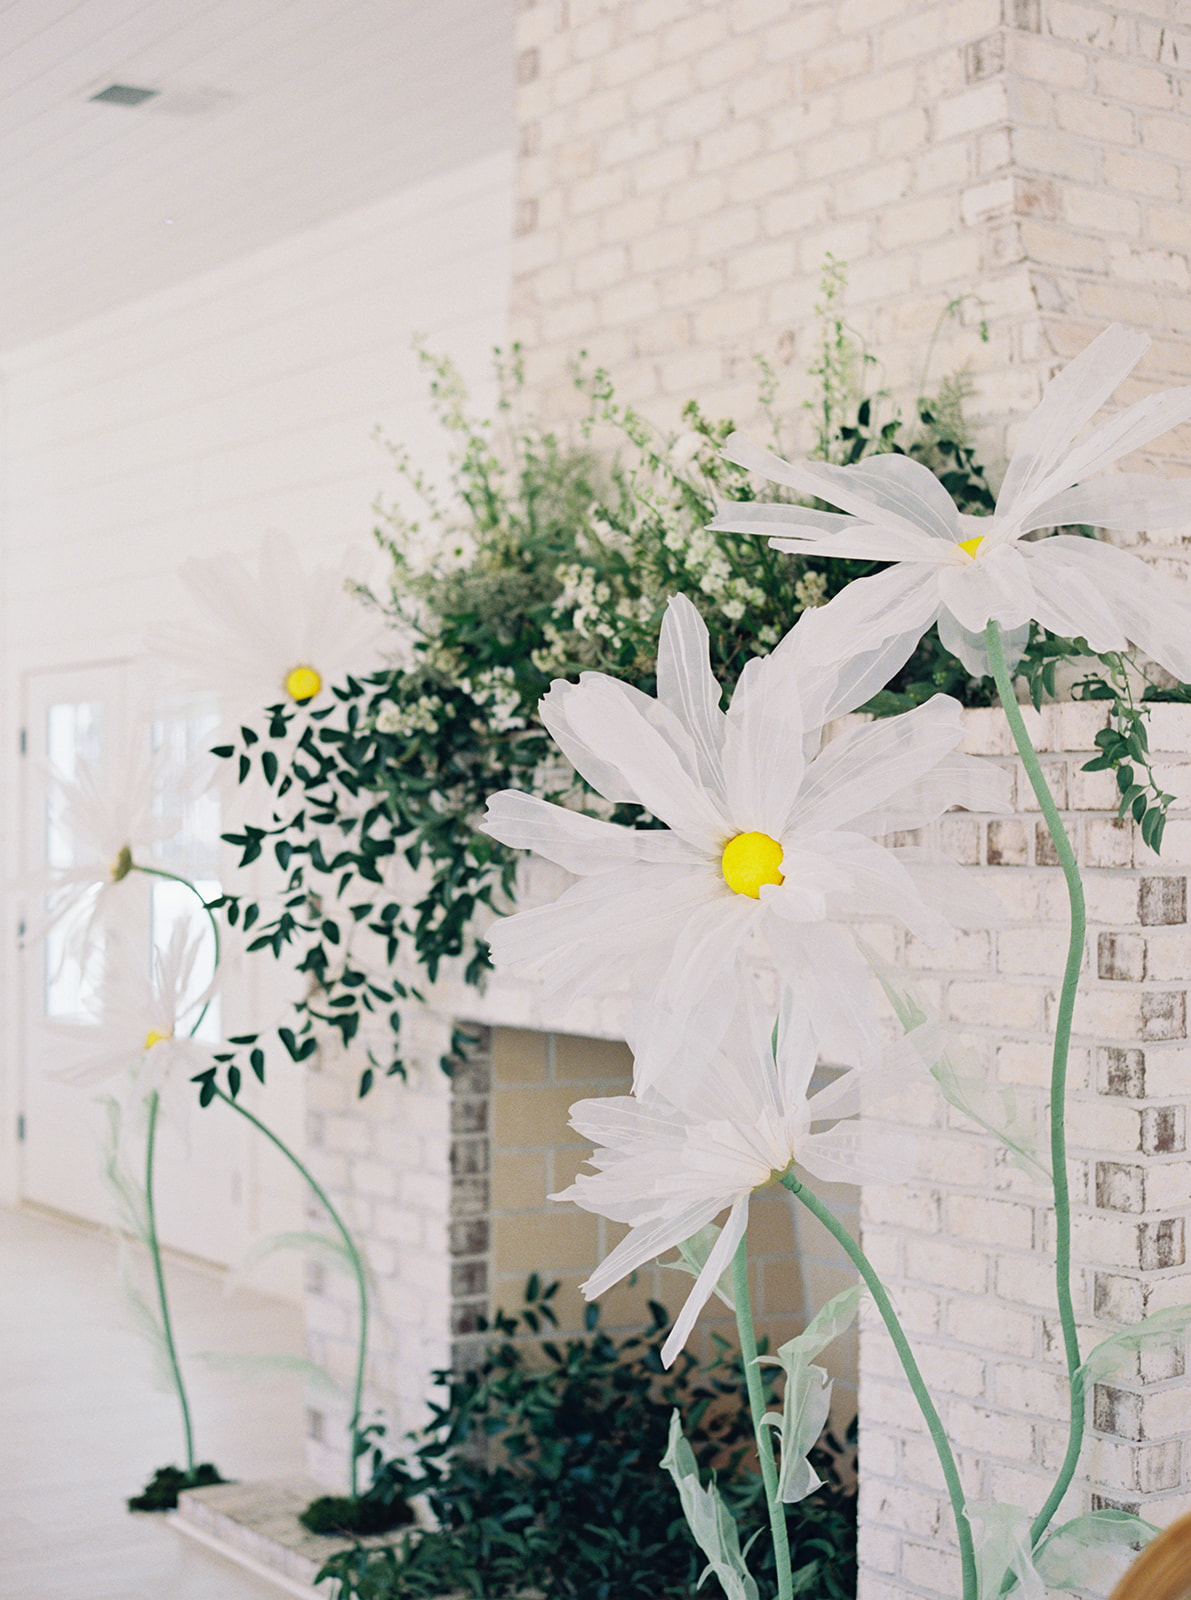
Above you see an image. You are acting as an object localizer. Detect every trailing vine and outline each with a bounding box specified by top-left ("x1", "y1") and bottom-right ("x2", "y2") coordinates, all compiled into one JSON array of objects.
[{"x1": 208, "y1": 276, "x2": 1174, "y2": 1097}]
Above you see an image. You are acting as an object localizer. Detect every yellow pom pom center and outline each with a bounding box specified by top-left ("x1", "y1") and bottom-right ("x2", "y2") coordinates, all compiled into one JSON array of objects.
[
  {"x1": 144, "y1": 1029, "x2": 172, "y2": 1050},
  {"x1": 958, "y1": 535, "x2": 984, "y2": 560},
  {"x1": 721, "y1": 831, "x2": 785, "y2": 898},
  {"x1": 285, "y1": 664, "x2": 322, "y2": 703}
]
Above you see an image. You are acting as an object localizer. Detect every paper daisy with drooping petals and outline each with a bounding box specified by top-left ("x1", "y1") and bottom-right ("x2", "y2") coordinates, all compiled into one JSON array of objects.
[
  {"x1": 54, "y1": 923, "x2": 217, "y2": 1135},
  {"x1": 713, "y1": 324, "x2": 1191, "y2": 680},
  {"x1": 555, "y1": 988, "x2": 934, "y2": 1365},
  {"x1": 33, "y1": 738, "x2": 178, "y2": 955},
  {"x1": 150, "y1": 531, "x2": 387, "y2": 717},
  {"x1": 481, "y1": 594, "x2": 1009, "y2": 1084}
]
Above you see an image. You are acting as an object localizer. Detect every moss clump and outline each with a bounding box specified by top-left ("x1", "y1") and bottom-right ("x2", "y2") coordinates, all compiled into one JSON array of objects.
[{"x1": 127, "y1": 1462, "x2": 227, "y2": 1512}]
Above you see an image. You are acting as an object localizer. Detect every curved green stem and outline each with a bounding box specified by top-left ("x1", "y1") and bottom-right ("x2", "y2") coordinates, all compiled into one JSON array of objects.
[
  {"x1": 144, "y1": 1089, "x2": 196, "y2": 1474},
  {"x1": 731, "y1": 1237, "x2": 793, "y2": 1600},
  {"x1": 983, "y1": 621, "x2": 1086, "y2": 1543},
  {"x1": 781, "y1": 1173, "x2": 977, "y2": 1600},
  {"x1": 133, "y1": 864, "x2": 222, "y2": 1037},
  {"x1": 212, "y1": 1087, "x2": 369, "y2": 1498}
]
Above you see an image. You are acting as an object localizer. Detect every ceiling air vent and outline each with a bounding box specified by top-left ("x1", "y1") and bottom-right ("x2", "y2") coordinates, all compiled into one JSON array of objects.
[{"x1": 89, "y1": 83, "x2": 160, "y2": 107}]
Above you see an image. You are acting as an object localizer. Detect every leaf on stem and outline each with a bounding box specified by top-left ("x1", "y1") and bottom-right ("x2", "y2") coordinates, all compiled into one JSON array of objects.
[
  {"x1": 755, "y1": 1286, "x2": 860, "y2": 1504},
  {"x1": 1035, "y1": 1509, "x2": 1157, "y2": 1592},
  {"x1": 970, "y1": 1504, "x2": 1047, "y2": 1600},
  {"x1": 659, "y1": 1410, "x2": 760, "y2": 1600},
  {"x1": 863, "y1": 945, "x2": 1050, "y2": 1181},
  {"x1": 667, "y1": 1223, "x2": 736, "y2": 1310},
  {"x1": 1077, "y1": 1304, "x2": 1191, "y2": 1393}
]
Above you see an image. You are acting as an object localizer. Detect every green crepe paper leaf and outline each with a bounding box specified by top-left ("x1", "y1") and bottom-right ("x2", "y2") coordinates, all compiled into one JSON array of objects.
[
  {"x1": 1035, "y1": 1510, "x2": 1157, "y2": 1592},
  {"x1": 660, "y1": 1410, "x2": 759, "y2": 1600},
  {"x1": 930, "y1": 1052, "x2": 1050, "y2": 1183},
  {"x1": 233, "y1": 1228, "x2": 359, "y2": 1280},
  {"x1": 755, "y1": 1286, "x2": 860, "y2": 1504},
  {"x1": 100, "y1": 1097, "x2": 151, "y2": 1244},
  {"x1": 1077, "y1": 1304, "x2": 1191, "y2": 1393},
  {"x1": 970, "y1": 1504, "x2": 1046, "y2": 1600},
  {"x1": 861, "y1": 943, "x2": 1050, "y2": 1182},
  {"x1": 667, "y1": 1223, "x2": 736, "y2": 1311},
  {"x1": 98, "y1": 1099, "x2": 178, "y2": 1392},
  {"x1": 195, "y1": 1351, "x2": 346, "y2": 1396}
]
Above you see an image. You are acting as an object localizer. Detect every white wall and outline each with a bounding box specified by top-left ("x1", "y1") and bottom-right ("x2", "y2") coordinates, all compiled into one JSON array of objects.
[{"x1": 0, "y1": 149, "x2": 514, "y2": 1262}]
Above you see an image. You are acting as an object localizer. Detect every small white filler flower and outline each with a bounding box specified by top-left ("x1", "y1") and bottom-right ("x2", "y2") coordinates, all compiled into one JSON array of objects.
[
  {"x1": 150, "y1": 531, "x2": 387, "y2": 715},
  {"x1": 713, "y1": 324, "x2": 1191, "y2": 680},
  {"x1": 481, "y1": 593, "x2": 1008, "y2": 1084},
  {"x1": 555, "y1": 987, "x2": 933, "y2": 1365}
]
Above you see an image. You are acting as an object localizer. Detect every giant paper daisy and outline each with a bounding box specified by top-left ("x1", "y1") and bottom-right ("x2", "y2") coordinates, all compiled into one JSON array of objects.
[
  {"x1": 712, "y1": 325, "x2": 1191, "y2": 679},
  {"x1": 555, "y1": 987, "x2": 932, "y2": 1365},
  {"x1": 54, "y1": 922, "x2": 217, "y2": 1137},
  {"x1": 32, "y1": 737, "x2": 179, "y2": 956},
  {"x1": 150, "y1": 531, "x2": 387, "y2": 717},
  {"x1": 481, "y1": 594, "x2": 1008, "y2": 1083}
]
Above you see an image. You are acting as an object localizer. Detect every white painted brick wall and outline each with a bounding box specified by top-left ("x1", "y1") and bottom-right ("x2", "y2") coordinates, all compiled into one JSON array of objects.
[
  {"x1": 858, "y1": 702, "x2": 1191, "y2": 1599},
  {"x1": 511, "y1": 0, "x2": 1191, "y2": 547}
]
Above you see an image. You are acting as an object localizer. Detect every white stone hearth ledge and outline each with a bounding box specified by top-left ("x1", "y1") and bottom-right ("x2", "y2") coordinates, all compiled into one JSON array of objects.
[{"x1": 172, "y1": 1477, "x2": 401, "y2": 1598}]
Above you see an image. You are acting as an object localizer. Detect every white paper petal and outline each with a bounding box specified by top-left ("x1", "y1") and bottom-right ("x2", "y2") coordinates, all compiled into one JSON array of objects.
[
  {"x1": 935, "y1": 611, "x2": 1029, "y2": 678},
  {"x1": 655, "y1": 595, "x2": 729, "y2": 801},
  {"x1": 1028, "y1": 383, "x2": 1191, "y2": 517},
  {"x1": 481, "y1": 790, "x2": 701, "y2": 874},
  {"x1": 936, "y1": 543, "x2": 1033, "y2": 633},
  {"x1": 539, "y1": 675, "x2": 656, "y2": 807},
  {"x1": 558, "y1": 676, "x2": 729, "y2": 845},
  {"x1": 845, "y1": 753, "x2": 1013, "y2": 835},
  {"x1": 771, "y1": 564, "x2": 942, "y2": 723},
  {"x1": 721, "y1": 649, "x2": 808, "y2": 832},
  {"x1": 485, "y1": 865, "x2": 723, "y2": 1003},
  {"x1": 722, "y1": 434, "x2": 959, "y2": 549},
  {"x1": 1026, "y1": 473, "x2": 1191, "y2": 534},
  {"x1": 1036, "y1": 535, "x2": 1191, "y2": 682},
  {"x1": 1020, "y1": 540, "x2": 1131, "y2": 652},
  {"x1": 709, "y1": 500, "x2": 864, "y2": 538},
  {"x1": 661, "y1": 1198, "x2": 749, "y2": 1366},
  {"x1": 995, "y1": 324, "x2": 1150, "y2": 522},
  {"x1": 788, "y1": 694, "x2": 967, "y2": 837}
]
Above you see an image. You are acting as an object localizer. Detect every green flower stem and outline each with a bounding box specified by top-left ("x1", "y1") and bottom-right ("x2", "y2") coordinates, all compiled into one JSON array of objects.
[
  {"x1": 144, "y1": 1089, "x2": 196, "y2": 1474},
  {"x1": 731, "y1": 1236, "x2": 793, "y2": 1600},
  {"x1": 133, "y1": 864, "x2": 222, "y2": 1036},
  {"x1": 983, "y1": 620, "x2": 1087, "y2": 1546},
  {"x1": 780, "y1": 1173, "x2": 977, "y2": 1600},
  {"x1": 211, "y1": 1086, "x2": 369, "y2": 1499}
]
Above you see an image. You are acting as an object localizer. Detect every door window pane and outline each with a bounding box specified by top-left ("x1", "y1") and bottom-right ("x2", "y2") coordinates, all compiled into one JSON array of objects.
[{"x1": 43, "y1": 700, "x2": 104, "y2": 1021}]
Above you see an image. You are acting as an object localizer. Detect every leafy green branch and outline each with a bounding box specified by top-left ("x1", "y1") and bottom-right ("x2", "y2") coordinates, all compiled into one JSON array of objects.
[{"x1": 1075, "y1": 653, "x2": 1179, "y2": 854}]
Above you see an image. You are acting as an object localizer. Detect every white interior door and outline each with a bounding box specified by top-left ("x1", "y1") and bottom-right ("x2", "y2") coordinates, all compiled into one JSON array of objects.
[{"x1": 19, "y1": 663, "x2": 259, "y2": 1268}]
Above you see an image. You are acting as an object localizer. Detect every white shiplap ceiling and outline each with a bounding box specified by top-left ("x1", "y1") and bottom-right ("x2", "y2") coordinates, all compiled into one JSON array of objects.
[{"x1": 0, "y1": 0, "x2": 514, "y2": 351}]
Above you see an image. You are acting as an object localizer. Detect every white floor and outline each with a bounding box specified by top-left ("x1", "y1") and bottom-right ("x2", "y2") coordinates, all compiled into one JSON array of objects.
[{"x1": 1, "y1": 1204, "x2": 311, "y2": 1600}]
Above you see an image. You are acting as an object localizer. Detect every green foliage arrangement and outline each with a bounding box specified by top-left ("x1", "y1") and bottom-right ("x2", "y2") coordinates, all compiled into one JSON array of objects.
[
  {"x1": 315, "y1": 1277, "x2": 857, "y2": 1600},
  {"x1": 211, "y1": 267, "x2": 1182, "y2": 1095}
]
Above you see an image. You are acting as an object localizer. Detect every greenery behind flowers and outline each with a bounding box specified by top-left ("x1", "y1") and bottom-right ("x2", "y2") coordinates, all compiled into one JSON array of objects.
[
  {"x1": 316, "y1": 1276, "x2": 857, "y2": 1600},
  {"x1": 213, "y1": 280, "x2": 1178, "y2": 1095}
]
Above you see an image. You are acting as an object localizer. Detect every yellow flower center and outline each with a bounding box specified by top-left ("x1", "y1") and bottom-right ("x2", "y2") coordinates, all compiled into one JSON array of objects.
[
  {"x1": 721, "y1": 831, "x2": 785, "y2": 898},
  {"x1": 285, "y1": 664, "x2": 322, "y2": 702},
  {"x1": 144, "y1": 1029, "x2": 172, "y2": 1050},
  {"x1": 958, "y1": 535, "x2": 984, "y2": 559},
  {"x1": 109, "y1": 844, "x2": 134, "y2": 882}
]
